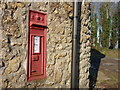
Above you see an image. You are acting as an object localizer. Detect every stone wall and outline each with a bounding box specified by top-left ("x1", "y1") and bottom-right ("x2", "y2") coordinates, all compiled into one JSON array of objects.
[
  {"x1": 79, "y1": 2, "x2": 91, "y2": 88},
  {"x1": 0, "y1": 2, "x2": 91, "y2": 88}
]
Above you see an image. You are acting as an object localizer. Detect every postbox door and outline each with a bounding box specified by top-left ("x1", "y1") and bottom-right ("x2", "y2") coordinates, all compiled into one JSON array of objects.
[
  {"x1": 28, "y1": 28, "x2": 46, "y2": 81},
  {"x1": 31, "y1": 35, "x2": 44, "y2": 76}
]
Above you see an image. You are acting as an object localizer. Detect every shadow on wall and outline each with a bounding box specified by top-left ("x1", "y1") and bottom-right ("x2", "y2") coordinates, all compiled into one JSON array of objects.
[{"x1": 89, "y1": 49, "x2": 105, "y2": 89}]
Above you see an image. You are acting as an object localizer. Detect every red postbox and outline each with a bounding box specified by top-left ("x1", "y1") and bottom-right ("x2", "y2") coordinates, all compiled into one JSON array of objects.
[{"x1": 27, "y1": 10, "x2": 47, "y2": 81}]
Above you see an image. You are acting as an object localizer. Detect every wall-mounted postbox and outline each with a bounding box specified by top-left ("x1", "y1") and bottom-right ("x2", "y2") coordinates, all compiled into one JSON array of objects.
[{"x1": 27, "y1": 10, "x2": 47, "y2": 81}]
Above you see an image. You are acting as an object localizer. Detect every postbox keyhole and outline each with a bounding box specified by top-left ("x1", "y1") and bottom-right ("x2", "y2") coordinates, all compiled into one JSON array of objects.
[{"x1": 37, "y1": 17, "x2": 40, "y2": 20}]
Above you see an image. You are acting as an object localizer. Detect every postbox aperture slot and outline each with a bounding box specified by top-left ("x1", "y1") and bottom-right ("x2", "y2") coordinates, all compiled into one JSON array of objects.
[
  {"x1": 31, "y1": 24, "x2": 42, "y2": 28},
  {"x1": 31, "y1": 24, "x2": 47, "y2": 29}
]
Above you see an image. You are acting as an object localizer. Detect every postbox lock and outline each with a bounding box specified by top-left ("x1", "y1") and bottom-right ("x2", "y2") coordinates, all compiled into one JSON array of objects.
[{"x1": 37, "y1": 17, "x2": 40, "y2": 20}]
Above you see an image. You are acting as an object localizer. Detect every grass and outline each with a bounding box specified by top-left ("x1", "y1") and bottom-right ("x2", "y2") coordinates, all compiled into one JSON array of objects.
[{"x1": 92, "y1": 47, "x2": 120, "y2": 58}]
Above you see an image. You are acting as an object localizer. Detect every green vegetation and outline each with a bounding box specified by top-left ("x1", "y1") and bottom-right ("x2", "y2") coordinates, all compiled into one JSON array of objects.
[
  {"x1": 93, "y1": 47, "x2": 120, "y2": 58},
  {"x1": 91, "y1": 2, "x2": 120, "y2": 49},
  {"x1": 91, "y1": 13, "x2": 98, "y2": 47},
  {"x1": 100, "y1": 3, "x2": 111, "y2": 48}
]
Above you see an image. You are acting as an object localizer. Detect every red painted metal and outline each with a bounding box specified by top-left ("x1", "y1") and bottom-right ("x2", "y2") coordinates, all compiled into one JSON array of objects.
[{"x1": 27, "y1": 10, "x2": 47, "y2": 81}]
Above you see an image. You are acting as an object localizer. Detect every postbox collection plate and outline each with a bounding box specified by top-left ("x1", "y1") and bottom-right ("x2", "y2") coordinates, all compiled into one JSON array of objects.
[{"x1": 27, "y1": 10, "x2": 47, "y2": 81}]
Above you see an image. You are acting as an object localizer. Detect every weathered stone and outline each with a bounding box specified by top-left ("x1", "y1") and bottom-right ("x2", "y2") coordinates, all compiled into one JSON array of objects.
[
  {"x1": 56, "y1": 44, "x2": 63, "y2": 50},
  {"x1": 4, "y1": 57, "x2": 20, "y2": 74},
  {"x1": 0, "y1": 61, "x2": 4, "y2": 68},
  {"x1": 65, "y1": 29, "x2": 72, "y2": 35},
  {"x1": 18, "y1": 74, "x2": 26, "y2": 82},
  {"x1": 46, "y1": 69, "x2": 54, "y2": 76},
  {"x1": 62, "y1": 70, "x2": 70, "y2": 81},
  {"x1": 0, "y1": 75, "x2": 2, "y2": 89},
  {"x1": 44, "y1": 77, "x2": 55, "y2": 85},
  {"x1": 0, "y1": 61, "x2": 8, "y2": 75},
  {"x1": 67, "y1": 37, "x2": 72, "y2": 43},
  {"x1": 13, "y1": 7, "x2": 22, "y2": 19},
  {"x1": 0, "y1": 67, "x2": 5, "y2": 74},
  {"x1": 79, "y1": 78, "x2": 89, "y2": 88},
  {"x1": 68, "y1": 12, "x2": 73, "y2": 17},
  {"x1": 63, "y1": 3, "x2": 72, "y2": 12},
  {"x1": 66, "y1": 78, "x2": 71, "y2": 87},
  {"x1": 54, "y1": 70, "x2": 63, "y2": 83},
  {"x1": 68, "y1": 62, "x2": 71, "y2": 73},
  {"x1": 15, "y1": 2, "x2": 25, "y2": 8},
  {"x1": 47, "y1": 56, "x2": 55, "y2": 65},
  {"x1": 79, "y1": 2, "x2": 91, "y2": 88},
  {"x1": 55, "y1": 51, "x2": 67, "y2": 59}
]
